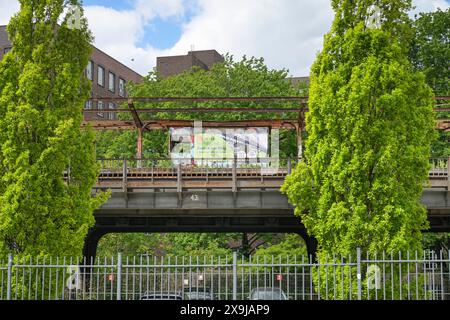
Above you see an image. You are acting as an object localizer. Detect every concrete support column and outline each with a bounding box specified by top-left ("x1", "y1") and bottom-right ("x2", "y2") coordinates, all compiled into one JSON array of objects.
[
  {"x1": 297, "y1": 230, "x2": 318, "y2": 263},
  {"x1": 82, "y1": 229, "x2": 107, "y2": 264}
]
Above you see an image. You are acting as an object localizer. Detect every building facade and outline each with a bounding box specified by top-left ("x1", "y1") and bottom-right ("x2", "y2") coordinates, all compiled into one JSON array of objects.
[
  {"x1": 157, "y1": 50, "x2": 224, "y2": 78},
  {"x1": 0, "y1": 25, "x2": 144, "y2": 120}
]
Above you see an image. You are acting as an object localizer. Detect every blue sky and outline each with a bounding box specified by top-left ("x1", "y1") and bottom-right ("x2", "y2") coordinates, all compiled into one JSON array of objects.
[
  {"x1": 83, "y1": 0, "x2": 134, "y2": 10},
  {"x1": 136, "y1": 16, "x2": 183, "y2": 50},
  {"x1": 1, "y1": 0, "x2": 449, "y2": 76}
]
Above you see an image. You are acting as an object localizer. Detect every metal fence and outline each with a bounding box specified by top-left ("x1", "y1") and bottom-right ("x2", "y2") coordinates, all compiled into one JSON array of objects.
[{"x1": 0, "y1": 249, "x2": 449, "y2": 300}]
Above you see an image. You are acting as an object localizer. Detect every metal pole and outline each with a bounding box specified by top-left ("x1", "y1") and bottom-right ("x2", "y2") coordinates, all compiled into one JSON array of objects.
[
  {"x1": 177, "y1": 163, "x2": 182, "y2": 193},
  {"x1": 177, "y1": 163, "x2": 182, "y2": 206},
  {"x1": 297, "y1": 111, "x2": 304, "y2": 159},
  {"x1": 6, "y1": 254, "x2": 13, "y2": 300},
  {"x1": 447, "y1": 157, "x2": 450, "y2": 190},
  {"x1": 356, "y1": 248, "x2": 362, "y2": 300},
  {"x1": 232, "y1": 156, "x2": 237, "y2": 193},
  {"x1": 232, "y1": 252, "x2": 237, "y2": 300},
  {"x1": 137, "y1": 128, "x2": 143, "y2": 168},
  {"x1": 117, "y1": 253, "x2": 122, "y2": 300},
  {"x1": 287, "y1": 158, "x2": 292, "y2": 175},
  {"x1": 122, "y1": 159, "x2": 127, "y2": 193}
]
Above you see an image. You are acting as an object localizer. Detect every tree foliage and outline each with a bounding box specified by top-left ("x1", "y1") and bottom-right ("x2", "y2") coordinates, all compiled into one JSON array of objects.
[
  {"x1": 0, "y1": 0, "x2": 108, "y2": 258},
  {"x1": 410, "y1": 8, "x2": 449, "y2": 96},
  {"x1": 96, "y1": 54, "x2": 303, "y2": 159},
  {"x1": 409, "y1": 8, "x2": 450, "y2": 158},
  {"x1": 282, "y1": 0, "x2": 435, "y2": 258}
]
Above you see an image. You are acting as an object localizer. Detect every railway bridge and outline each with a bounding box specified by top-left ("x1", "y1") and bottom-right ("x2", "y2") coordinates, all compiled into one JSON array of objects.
[{"x1": 83, "y1": 157, "x2": 450, "y2": 260}]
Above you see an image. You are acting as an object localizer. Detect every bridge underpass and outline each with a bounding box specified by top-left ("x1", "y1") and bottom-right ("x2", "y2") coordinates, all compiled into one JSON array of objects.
[{"x1": 82, "y1": 158, "x2": 450, "y2": 261}]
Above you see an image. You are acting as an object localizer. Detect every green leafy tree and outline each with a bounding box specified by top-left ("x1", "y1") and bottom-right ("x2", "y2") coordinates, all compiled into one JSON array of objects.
[
  {"x1": 410, "y1": 8, "x2": 449, "y2": 96},
  {"x1": 409, "y1": 9, "x2": 450, "y2": 249},
  {"x1": 0, "y1": 0, "x2": 108, "y2": 258},
  {"x1": 411, "y1": 8, "x2": 450, "y2": 158},
  {"x1": 97, "y1": 233, "x2": 235, "y2": 257},
  {"x1": 253, "y1": 234, "x2": 307, "y2": 258},
  {"x1": 282, "y1": 0, "x2": 435, "y2": 299}
]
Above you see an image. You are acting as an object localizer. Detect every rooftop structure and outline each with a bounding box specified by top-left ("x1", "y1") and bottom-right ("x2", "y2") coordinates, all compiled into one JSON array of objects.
[{"x1": 156, "y1": 49, "x2": 224, "y2": 78}]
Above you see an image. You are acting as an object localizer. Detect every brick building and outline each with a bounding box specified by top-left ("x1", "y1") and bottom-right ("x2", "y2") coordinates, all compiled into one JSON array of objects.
[
  {"x1": 0, "y1": 25, "x2": 143, "y2": 120},
  {"x1": 157, "y1": 49, "x2": 224, "y2": 78}
]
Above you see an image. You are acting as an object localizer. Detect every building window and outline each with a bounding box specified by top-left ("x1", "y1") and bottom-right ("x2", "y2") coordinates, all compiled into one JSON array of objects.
[
  {"x1": 3, "y1": 47, "x2": 11, "y2": 55},
  {"x1": 119, "y1": 78, "x2": 126, "y2": 97},
  {"x1": 86, "y1": 61, "x2": 93, "y2": 81},
  {"x1": 97, "y1": 101, "x2": 104, "y2": 118},
  {"x1": 108, "y1": 102, "x2": 116, "y2": 120},
  {"x1": 97, "y1": 66, "x2": 105, "y2": 87},
  {"x1": 108, "y1": 72, "x2": 115, "y2": 93},
  {"x1": 84, "y1": 101, "x2": 92, "y2": 109}
]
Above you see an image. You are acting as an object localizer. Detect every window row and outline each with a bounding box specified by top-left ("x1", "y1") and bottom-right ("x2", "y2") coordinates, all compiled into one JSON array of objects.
[
  {"x1": 86, "y1": 61, "x2": 126, "y2": 97},
  {"x1": 84, "y1": 101, "x2": 117, "y2": 120}
]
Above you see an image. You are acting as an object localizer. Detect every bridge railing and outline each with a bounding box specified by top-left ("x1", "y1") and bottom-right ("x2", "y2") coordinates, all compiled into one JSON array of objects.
[
  {"x1": 98, "y1": 157, "x2": 450, "y2": 170},
  {"x1": 91, "y1": 157, "x2": 450, "y2": 190},
  {"x1": 97, "y1": 157, "x2": 300, "y2": 179},
  {"x1": 98, "y1": 157, "x2": 300, "y2": 170},
  {"x1": 430, "y1": 157, "x2": 449, "y2": 170}
]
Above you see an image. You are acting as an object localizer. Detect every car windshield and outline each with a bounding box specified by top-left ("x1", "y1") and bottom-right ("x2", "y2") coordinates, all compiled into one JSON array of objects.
[{"x1": 251, "y1": 289, "x2": 285, "y2": 300}]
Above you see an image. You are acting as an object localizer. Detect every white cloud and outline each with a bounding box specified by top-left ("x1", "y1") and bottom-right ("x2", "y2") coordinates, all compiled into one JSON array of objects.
[
  {"x1": 0, "y1": 0, "x2": 449, "y2": 76},
  {"x1": 166, "y1": 0, "x2": 334, "y2": 76}
]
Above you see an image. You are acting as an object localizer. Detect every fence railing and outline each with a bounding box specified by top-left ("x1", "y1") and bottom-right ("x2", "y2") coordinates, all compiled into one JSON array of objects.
[
  {"x1": 87, "y1": 157, "x2": 450, "y2": 191},
  {"x1": 1, "y1": 249, "x2": 449, "y2": 300}
]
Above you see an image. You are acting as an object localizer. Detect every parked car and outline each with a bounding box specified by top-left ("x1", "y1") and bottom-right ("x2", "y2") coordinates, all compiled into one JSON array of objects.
[
  {"x1": 140, "y1": 292, "x2": 186, "y2": 300},
  {"x1": 249, "y1": 287, "x2": 288, "y2": 300},
  {"x1": 184, "y1": 287, "x2": 215, "y2": 300}
]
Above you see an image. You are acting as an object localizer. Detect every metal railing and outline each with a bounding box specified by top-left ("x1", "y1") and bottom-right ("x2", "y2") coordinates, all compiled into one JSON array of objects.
[
  {"x1": 1, "y1": 249, "x2": 449, "y2": 300},
  {"x1": 92, "y1": 157, "x2": 297, "y2": 191},
  {"x1": 97, "y1": 157, "x2": 449, "y2": 172},
  {"x1": 88, "y1": 157, "x2": 450, "y2": 191}
]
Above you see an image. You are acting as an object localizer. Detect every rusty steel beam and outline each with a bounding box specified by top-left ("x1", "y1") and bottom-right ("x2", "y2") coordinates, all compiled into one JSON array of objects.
[
  {"x1": 82, "y1": 119, "x2": 299, "y2": 130},
  {"x1": 87, "y1": 96, "x2": 448, "y2": 103},
  {"x1": 437, "y1": 119, "x2": 450, "y2": 132},
  {"x1": 127, "y1": 99, "x2": 143, "y2": 129},
  {"x1": 82, "y1": 120, "x2": 136, "y2": 130},
  {"x1": 83, "y1": 105, "x2": 449, "y2": 115},
  {"x1": 83, "y1": 119, "x2": 450, "y2": 131},
  {"x1": 83, "y1": 107, "x2": 303, "y2": 113},
  {"x1": 88, "y1": 96, "x2": 309, "y2": 103},
  {"x1": 81, "y1": 96, "x2": 450, "y2": 132}
]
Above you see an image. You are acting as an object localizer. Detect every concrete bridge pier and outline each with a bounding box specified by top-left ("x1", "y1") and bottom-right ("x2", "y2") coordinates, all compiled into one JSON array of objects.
[
  {"x1": 299, "y1": 231, "x2": 318, "y2": 262},
  {"x1": 82, "y1": 229, "x2": 107, "y2": 264}
]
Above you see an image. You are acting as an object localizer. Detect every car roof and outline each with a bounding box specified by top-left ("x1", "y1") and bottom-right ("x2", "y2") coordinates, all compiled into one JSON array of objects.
[
  {"x1": 251, "y1": 287, "x2": 284, "y2": 292},
  {"x1": 142, "y1": 292, "x2": 183, "y2": 296}
]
